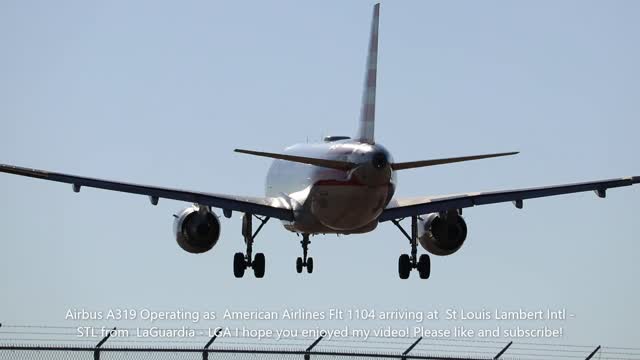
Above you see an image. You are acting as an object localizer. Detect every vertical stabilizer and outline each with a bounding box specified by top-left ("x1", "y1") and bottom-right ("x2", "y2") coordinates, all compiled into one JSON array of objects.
[{"x1": 356, "y1": 3, "x2": 380, "y2": 144}]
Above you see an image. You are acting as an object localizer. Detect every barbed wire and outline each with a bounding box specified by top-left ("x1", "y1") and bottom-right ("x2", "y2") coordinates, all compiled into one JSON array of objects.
[
  {"x1": 1, "y1": 323, "x2": 639, "y2": 360},
  {"x1": 0, "y1": 343, "x2": 638, "y2": 360}
]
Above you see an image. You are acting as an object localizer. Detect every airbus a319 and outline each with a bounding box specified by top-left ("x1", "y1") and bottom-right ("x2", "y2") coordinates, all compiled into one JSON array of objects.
[{"x1": 1, "y1": 4, "x2": 637, "y2": 279}]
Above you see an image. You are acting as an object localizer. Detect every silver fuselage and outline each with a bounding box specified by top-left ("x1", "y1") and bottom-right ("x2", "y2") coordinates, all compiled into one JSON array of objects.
[{"x1": 266, "y1": 139, "x2": 396, "y2": 234}]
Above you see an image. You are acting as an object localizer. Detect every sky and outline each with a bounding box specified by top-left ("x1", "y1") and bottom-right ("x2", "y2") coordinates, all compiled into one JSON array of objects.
[{"x1": 0, "y1": 0, "x2": 639, "y2": 357}]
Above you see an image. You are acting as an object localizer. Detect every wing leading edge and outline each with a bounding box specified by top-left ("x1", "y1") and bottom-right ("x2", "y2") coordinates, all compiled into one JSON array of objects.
[
  {"x1": 380, "y1": 176, "x2": 640, "y2": 222},
  {"x1": 0, "y1": 163, "x2": 294, "y2": 221}
]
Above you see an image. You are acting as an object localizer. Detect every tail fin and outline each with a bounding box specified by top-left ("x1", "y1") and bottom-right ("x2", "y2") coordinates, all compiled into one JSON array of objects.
[{"x1": 356, "y1": 3, "x2": 380, "y2": 144}]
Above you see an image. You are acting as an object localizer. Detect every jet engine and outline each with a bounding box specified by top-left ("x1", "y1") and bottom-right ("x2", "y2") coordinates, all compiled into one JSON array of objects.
[
  {"x1": 417, "y1": 210, "x2": 468, "y2": 256},
  {"x1": 173, "y1": 205, "x2": 221, "y2": 254}
]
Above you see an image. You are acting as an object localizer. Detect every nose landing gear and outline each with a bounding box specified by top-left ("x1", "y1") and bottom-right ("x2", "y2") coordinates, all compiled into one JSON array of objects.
[
  {"x1": 392, "y1": 216, "x2": 431, "y2": 280},
  {"x1": 233, "y1": 213, "x2": 270, "y2": 278},
  {"x1": 296, "y1": 233, "x2": 314, "y2": 274}
]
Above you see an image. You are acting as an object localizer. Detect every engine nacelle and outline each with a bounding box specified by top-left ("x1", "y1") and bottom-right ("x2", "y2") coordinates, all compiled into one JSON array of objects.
[
  {"x1": 417, "y1": 211, "x2": 468, "y2": 256},
  {"x1": 173, "y1": 205, "x2": 221, "y2": 254}
]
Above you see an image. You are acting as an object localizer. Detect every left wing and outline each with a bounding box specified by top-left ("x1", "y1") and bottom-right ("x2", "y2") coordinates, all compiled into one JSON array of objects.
[
  {"x1": 380, "y1": 176, "x2": 640, "y2": 222},
  {"x1": 0, "y1": 163, "x2": 294, "y2": 221}
]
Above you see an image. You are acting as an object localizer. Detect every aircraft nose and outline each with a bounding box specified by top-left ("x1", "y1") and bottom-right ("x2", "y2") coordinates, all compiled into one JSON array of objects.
[{"x1": 372, "y1": 152, "x2": 388, "y2": 169}]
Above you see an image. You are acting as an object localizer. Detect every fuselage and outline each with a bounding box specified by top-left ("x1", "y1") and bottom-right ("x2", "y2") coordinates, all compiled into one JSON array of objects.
[{"x1": 265, "y1": 138, "x2": 396, "y2": 234}]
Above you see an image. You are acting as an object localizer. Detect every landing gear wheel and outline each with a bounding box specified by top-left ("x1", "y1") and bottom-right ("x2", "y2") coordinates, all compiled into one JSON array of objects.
[
  {"x1": 307, "y1": 257, "x2": 314, "y2": 274},
  {"x1": 253, "y1": 253, "x2": 266, "y2": 278},
  {"x1": 236, "y1": 213, "x2": 270, "y2": 279},
  {"x1": 393, "y1": 216, "x2": 435, "y2": 280},
  {"x1": 296, "y1": 257, "x2": 303, "y2": 273},
  {"x1": 398, "y1": 254, "x2": 411, "y2": 279},
  {"x1": 233, "y1": 252, "x2": 246, "y2": 278},
  {"x1": 296, "y1": 233, "x2": 313, "y2": 274},
  {"x1": 417, "y1": 254, "x2": 431, "y2": 279}
]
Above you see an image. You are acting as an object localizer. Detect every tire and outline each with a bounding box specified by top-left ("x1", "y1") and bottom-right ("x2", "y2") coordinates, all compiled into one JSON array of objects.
[
  {"x1": 296, "y1": 257, "x2": 303, "y2": 273},
  {"x1": 398, "y1": 254, "x2": 411, "y2": 279},
  {"x1": 253, "y1": 253, "x2": 266, "y2": 278},
  {"x1": 233, "y1": 252, "x2": 246, "y2": 278},
  {"x1": 307, "y1": 257, "x2": 314, "y2": 274},
  {"x1": 417, "y1": 254, "x2": 431, "y2": 279}
]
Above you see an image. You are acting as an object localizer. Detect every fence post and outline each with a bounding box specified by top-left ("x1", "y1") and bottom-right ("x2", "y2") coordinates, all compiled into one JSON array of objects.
[
  {"x1": 494, "y1": 341, "x2": 512, "y2": 359},
  {"x1": 401, "y1": 337, "x2": 422, "y2": 360},
  {"x1": 203, "y1": 328, "x2": 222, "y2": 360},
  {"x1": 93, "y1": 327, "x2": 116, "y2": 360},
  {"x1": 585, "y1": 345, "x2": 601, "y2": 360},
  {"x1": 304, "y1": 335, "x2": 324, "y2": 360}
]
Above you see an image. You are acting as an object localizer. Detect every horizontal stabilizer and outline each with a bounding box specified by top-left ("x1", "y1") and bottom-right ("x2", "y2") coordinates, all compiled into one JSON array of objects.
[
  {"x1": 235, "y1": 149, "x2": 357, "y2": 171},
  {"x1": 391, "y1": 151, "x2": 519, "y2": 171}
]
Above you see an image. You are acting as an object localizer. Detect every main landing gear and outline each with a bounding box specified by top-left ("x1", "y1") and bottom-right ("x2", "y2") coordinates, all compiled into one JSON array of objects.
[
  {"x1": 392, "y1": 216, "x2": 430, "y2": 280},
  {"x1": 233, "y1": 213, "x2": 270, "y2": 278},
  {"x1": 296, "y1": 234, "x2": 314, "y2": 274}
]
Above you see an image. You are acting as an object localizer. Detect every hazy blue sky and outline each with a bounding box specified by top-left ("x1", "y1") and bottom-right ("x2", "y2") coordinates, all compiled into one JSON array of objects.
[{"x1": 1, "y1": 0, "x2": 639, "y2": 356}]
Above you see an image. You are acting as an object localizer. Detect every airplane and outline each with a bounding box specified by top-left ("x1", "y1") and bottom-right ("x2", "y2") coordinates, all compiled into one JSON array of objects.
[{"x1": 0, "y1": 3, "x2": 638, "y2": 280}]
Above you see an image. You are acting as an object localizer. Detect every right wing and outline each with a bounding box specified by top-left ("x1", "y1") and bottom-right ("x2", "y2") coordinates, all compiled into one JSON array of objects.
[
  {"x1": 380, "y1": 176, "x2": 640, "y2": 222},
  {"x1": 0, "y1": 163, "x2": 294, "y2": 221}
]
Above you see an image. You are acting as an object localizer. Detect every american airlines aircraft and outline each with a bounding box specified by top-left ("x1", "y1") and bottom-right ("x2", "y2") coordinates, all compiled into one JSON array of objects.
[{"x1": 1, "y1": 4, "x2": 638, "y2": 279}]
